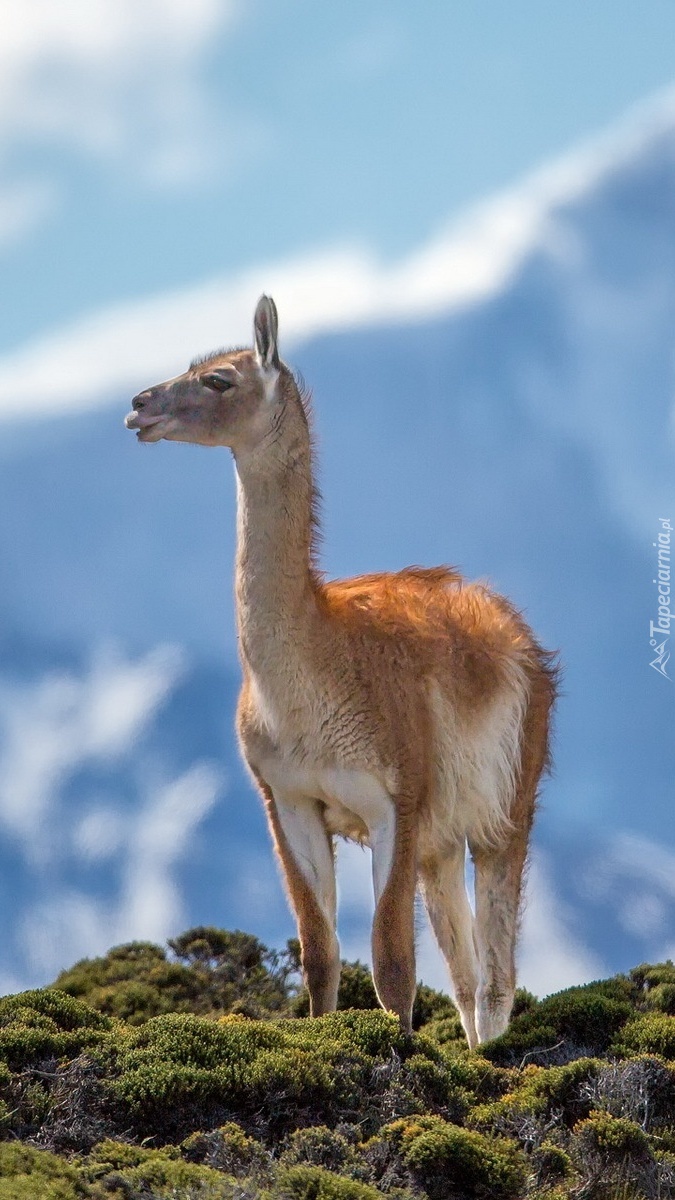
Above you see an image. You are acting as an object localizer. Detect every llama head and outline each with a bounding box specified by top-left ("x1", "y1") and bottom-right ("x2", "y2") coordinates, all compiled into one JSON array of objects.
[{"x1": 124, "y1": 295, "x2": 284, "y2": 453}]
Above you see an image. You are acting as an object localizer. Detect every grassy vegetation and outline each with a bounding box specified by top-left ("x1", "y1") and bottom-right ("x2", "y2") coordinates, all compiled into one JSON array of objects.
[{"x1": 0, "y1": 929, "x2": 672, "y2": 1197}]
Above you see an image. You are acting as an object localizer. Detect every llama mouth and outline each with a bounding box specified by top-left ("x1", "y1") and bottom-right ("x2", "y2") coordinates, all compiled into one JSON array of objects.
[
  {"x1": 136, "y1": 424, "x2": 167, "y2": 442},
  {"x1": 124, "y1": 412, "x2": 168, "y2": 441}
]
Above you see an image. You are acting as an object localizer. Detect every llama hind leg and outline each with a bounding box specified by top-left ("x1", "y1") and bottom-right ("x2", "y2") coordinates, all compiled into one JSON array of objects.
[
  {"x1": 471, "y1": 831, "x2": 528, "y2": 1043},
  {"x1": 471, "y1": 677, "x2": 552, "y2": 1043},
  {"x1": 257, "y1": 776, "x2": 340, "y2": 1015},
  {"x1": 419, "y1": 844, "x2": 480, "y2": 1049}
]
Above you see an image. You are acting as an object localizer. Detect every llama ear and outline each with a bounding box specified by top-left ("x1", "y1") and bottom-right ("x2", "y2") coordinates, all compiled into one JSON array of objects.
[{"x1": 253, "y1": 295, "x2": 280, "y2": 371}]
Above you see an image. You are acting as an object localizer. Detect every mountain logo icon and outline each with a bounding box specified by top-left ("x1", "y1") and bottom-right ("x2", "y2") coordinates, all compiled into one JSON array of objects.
[{"x1": 649, "y1": 636, "x2": 670, "y2": 679}]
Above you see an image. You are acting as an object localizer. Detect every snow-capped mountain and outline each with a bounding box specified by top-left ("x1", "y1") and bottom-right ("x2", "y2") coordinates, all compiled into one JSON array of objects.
[{"x1": 0, "y1": 97, "x2": 674, "y2": 998}]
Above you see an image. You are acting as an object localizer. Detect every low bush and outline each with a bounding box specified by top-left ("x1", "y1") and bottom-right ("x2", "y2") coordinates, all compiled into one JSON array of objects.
[
  {"x1": 0, "y1": 990, "x2": 112, "y2": 1072},
  {"x1": 271, "y1": 1165, "x2": 385, "y2": 1199},
  {"x1": 530, "y1": 1139, "x2": 574, "y2": 1188},
  {"x1": 105, "y1": 1008, "x2": 460, "y2": 1143},
  {"x1": 480, "y1": 983, "x2": 634, "y2": 1065},
  {"x1": 0, "y1": 1143, "x2": 83, "y2": 1200},
  {"x1": 612, "y1": 1012, "x2": 675, "y2": 1059},
  {"x1": 0, "y1": 929, "x2": 674, "y2": 1200},
  {"x1": 280, "y1": 1126, "x2": 365, "y2": 1180},
  {"x1": 182, "y1": 1120, "x2": 271, "y2": 1178},
  {"x1": 571, "y1": 1109, "x2": 659, "y2": 1199},
  {"x1": 469, "y1": 1057, "x2": 601, "y2": 1143},
  {"x1": 54, "y1": 928, "x2": 300, "y2": 1025},
  {"x1": 89, "y1": 1149, "x2": 228, "y2": 1197},
  {"x1": 384, "y1": 1114, "x2": 527, "y2": 1200},
  {"x1": 584, "y1": 1055, "x2": 675, "y2": 1131},
  {"x1": 630, "y1": 961, "x2": 675, "y2": 1014}
]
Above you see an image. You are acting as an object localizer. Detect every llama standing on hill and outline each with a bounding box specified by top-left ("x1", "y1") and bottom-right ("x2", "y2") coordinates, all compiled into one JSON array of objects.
[{"x1": 125, "y1": 296, "x2": 557, "y2": 1045}]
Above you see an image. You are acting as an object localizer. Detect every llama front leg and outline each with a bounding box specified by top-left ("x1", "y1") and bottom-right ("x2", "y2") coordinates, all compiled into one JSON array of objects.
[
  {"x1": 370, "y1": 809, "x2": 417, "y2": 1034},
  {"x1": 471, "y1": 831, "x2": 529, "y2": 1043},
  {"x1": 258, "y1": 778, "x2": 340, "y2": 1015}
]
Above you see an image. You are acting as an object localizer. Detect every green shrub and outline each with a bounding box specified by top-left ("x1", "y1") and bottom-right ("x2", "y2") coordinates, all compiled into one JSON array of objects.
[
  {"x1": 574, "y1": 1109, "x2": 651, "y2": 1158},
  {"x1": 272, "y1": 1165, "x2": 385, "y2": 1199},
  {"x1": 437, "y1": 1052, "x2": 511, "y2": 1103},
  {"x1": 88, "y1": 1138, "x2": 158, "y2": 1169},
  {"x1": 182, "y1": 1121, "x2": 271, "y2": 1177},
  {"x1": 397, "y1": 1054, "x2": 470, "y2": 1120},
  {"x1": 336, "y1": 963, "x2": 379, "y2": 1014},
  {"x1": 571, "y1": 1110, "x2": 657, "y2": 1200},
  {"x1": 54, "y1": 928, "x2": 300, "y2": 1025},
  {"x1": 613, "y1": 1013, "x2": 675, "y2": 1059},
  {"x1": 525, "y1": 988, "x2": 632, "y2": 1049},
  {"x1": 411, "y1": 985, "x2": 457, "y2": 1030},
  {"x1": 630, "y1": 960, "x2": 675, "y2": 994},
  {"x1": 283, "y1": 1010, "x2": 409, "y2": 1061},
  {"x1": 510, "y1": 988, "x2": 538, "y2": 1018},
  {"x1": 531, "y1": 1140, "x2": 574, "y2": 1186},
  {"x1": 647, "y1": 983, "x2": 675, "y2": 1015},
  {"x1": 294, "y1": 961, "x2": 456, "y2": 1032},
  {"x1": 564, "y1": 1108, "x2": 658, "y2": 1200},
  {"x1": 0, "y1": 991, "x2": 110, "y2": 1033},
  {"x1": 0, "y1": 990, "x2": 111, "y2": 1071},
  {"x1": 53, "y1": 941, "x2": 200, "y2": 1026},
  {"x1": 389, "y1": 1114, "x2": 527, "y2": 1200},
  {"x1": 168, "y1": 926, "x2": 298, "y2": 1016},
  {"x1": 280, "y1": 1126, "x2": 364, "y2": 1178},
  {"x1": 4, "y1": 935, "x2": 675, "y2": 1200},
  {"x1": 100, "y1": 1154, "x2": 226, "y2": 1197},
  {"x1": 481, "y1": 985, "x2": 634, "y2": 1065},
  {"x1": 417, "y1": 1014, "x2": 465, "y2": 1047},
  {"x1": 108, "y1": 1006, "x2": 473, "y2": 1143},
  {"x1": 109, "y1": 1009, "x2": 417, "y2": 1141},
  {"x1": 628, "y1": 960, "x2": 675, "y2": 1018},
  {"x1": 587, "y1": 1056, "x2": 675, "y2": 1131},
  {"x1": 0, "y1": 1143, "x2": 83, "y2": 1200},
  {"x1": 469, "y1": 1057, "x2": 601, "y2": 1138},
  {"x1": 85, "y1": 1140, "x2": 232, "y2": 1197},
  {"x1": 572, "y1": 974, "x2": 640, "y2": 1005}
]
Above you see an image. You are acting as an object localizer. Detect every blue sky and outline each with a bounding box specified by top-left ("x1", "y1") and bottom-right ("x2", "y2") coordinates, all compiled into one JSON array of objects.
[
  {"x1": 3, "y1": 0, "x2": 675, "y2": 353},
  {"x1": 0, "y1": 2, "x2": 674, "y2": 996}
]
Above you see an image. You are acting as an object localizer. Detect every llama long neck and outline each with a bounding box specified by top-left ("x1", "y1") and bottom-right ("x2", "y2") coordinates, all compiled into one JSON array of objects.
[{"x1": 233, "y1": 426, "x2": 318, "y2": 677}]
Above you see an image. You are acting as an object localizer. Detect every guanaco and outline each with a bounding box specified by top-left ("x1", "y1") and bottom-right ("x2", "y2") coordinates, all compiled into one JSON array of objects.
[{"x1": 125, "y1": 295, "x2": 557, "y2": 1044}]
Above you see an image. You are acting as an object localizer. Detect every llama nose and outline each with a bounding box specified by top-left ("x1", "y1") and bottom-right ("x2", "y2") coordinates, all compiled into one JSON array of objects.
[{"x1": 132, "y1": 391, "x2": 151, "y2": 411}]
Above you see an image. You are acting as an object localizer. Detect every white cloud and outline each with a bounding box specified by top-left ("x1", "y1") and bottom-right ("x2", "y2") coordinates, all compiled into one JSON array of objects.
[
  {"x1": 0, "y1": 641, "x2": 224, "y2": 985},
  {"x1": 0, "y1": 0, "x2": 237, "y2": 157},
  {"x1": 607, "y1": 832, "x2": 675, "y2": 899},
  {"x1": 517, "y1": 854, "x2": 607, "y2": 997},
  {"x1": 586, "y1": 833, "x2": 675, "y2": 946},
  {"x1": 1, "y1": 85, "x2": 674, "y2": 420},
  {"x1": 74, "y1": 806, "x2": 126, "y2": 861},
  {"x1": 115, "y1": 761, "x2": 222, "y2": 943},
  {"x1": 20, "y1": 761, "x2": 222, "y2": 981},
  {"x1": 0, "y1": 644, "x2": 184, "y2": 856},
  {"x1": 0, "y1": 0, "x2": 238, "y2": 241},
  {"x1": 0, "y1": 195, "x2": 557, "y2": 417}
]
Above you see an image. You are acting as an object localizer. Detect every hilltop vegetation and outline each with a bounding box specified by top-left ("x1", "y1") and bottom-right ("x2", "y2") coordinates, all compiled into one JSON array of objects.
[{"x1": 0, "y1": 929, "x2": 673, "y2": 1198}]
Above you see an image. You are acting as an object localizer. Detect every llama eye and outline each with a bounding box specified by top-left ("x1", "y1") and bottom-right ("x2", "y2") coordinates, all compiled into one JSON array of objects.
[{"x1": 202, "y1": 374, "x2": 234, "y2": 393}]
